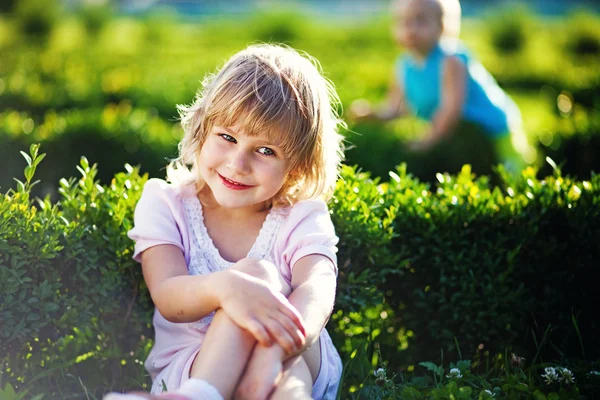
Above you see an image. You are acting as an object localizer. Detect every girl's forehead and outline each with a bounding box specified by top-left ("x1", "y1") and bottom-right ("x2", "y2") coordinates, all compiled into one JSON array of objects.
[{"x1": 394, "y1": 0, "x2": 441, "y2": 18}]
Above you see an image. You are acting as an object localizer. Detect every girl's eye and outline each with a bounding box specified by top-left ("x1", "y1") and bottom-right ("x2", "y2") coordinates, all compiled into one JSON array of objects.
[
  {"x1": 219, "y1": 133, "x2": 236, "y2": 143},
  {"x1": 257, "y1": 147, "x2": 276, "y2": 156}
]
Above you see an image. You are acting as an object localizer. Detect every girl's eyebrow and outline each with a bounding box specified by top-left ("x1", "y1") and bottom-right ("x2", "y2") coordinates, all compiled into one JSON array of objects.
[{"x1": 217, "y1": 125, "x2": 283, "y2": 149}]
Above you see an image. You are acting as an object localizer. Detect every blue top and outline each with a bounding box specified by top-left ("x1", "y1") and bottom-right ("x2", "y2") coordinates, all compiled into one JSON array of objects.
[{"x1": 398, "y1": 40, "x2": 520, "y2": 138}]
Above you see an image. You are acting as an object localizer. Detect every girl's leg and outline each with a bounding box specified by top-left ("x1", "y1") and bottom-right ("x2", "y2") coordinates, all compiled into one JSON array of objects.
[
  {"x1": 190, "y1": 259, "x2": 293, "y2": 399},
  {"x1": 234, "y1": 338, "x2": 321, "y2": 400},
  {"x1": 269, "y1": 356, "x2": 313, "y2": 400},
  {"x1": 189, "y1": 310, "x2": 255, "y2": 399},
  {"x1": 106, "y1": 327, "x2": 254, "y2": 400}
]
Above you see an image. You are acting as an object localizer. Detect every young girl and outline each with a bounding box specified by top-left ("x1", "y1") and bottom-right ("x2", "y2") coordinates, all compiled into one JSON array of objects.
[
  {"x1": 104, "y1": 44, "x2": 344, "y2": 400},
  {"x1": 350, "y1": 0, "x2": 536, "y2": 175}
]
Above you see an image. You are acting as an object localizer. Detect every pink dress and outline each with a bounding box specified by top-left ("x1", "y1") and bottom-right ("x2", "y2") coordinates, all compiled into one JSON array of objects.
[{"x1": 128, "y1": 179, "x2": 342, "y2": 399}]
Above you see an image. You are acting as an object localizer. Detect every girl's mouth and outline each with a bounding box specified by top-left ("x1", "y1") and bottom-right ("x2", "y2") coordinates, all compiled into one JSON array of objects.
[{"x1": 218, "y1": 173, "x2": 253, "y2": 190}]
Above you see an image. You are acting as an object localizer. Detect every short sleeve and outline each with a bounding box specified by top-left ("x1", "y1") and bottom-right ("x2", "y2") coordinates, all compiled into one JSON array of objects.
[
  {"x1": 128, "y1": 178, "x2": 186, "y2": 263},
  {"x1": 276, "y1": 200, "x2": 339, "y2": 279}
]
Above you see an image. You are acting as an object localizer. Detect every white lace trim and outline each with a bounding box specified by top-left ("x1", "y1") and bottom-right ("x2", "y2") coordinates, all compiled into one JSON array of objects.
[{"x1": 181, "y1": 196, "x2": 285, "y2": 331}]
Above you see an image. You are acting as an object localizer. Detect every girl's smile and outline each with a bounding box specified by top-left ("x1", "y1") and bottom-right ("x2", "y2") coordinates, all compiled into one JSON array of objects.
[
  {"x1": 198, "y1": 123, "x2": 289, "y2": 214},
  {"x1": 218, "y1": 173, "x2": 254, "y2": 190}
]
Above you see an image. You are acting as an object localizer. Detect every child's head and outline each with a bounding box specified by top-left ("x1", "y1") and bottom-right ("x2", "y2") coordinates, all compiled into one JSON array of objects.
[
  {"x1": 391, "y1": 0, "x2": 461, "y2": 54},
  {"x1": 169, "y1": 44, "x2": 345, "y2": 207}
]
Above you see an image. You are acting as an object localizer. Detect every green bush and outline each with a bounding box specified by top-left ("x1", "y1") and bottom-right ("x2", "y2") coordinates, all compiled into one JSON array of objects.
[
  {"x1": 380, "y1": 163, "x2": 600, "y2": 367},
  {"x1": 564, "y1": 12, "x2": 600, "y2": 57},
  {"x1": 485, "y1": 6, "x2": 531, "y2": 54},
  {"x1": 1, "y1": 146, "x2": 153, "y2": 398},
  {"x1": 2, "y1": 146, "x2": 599, "y2": 398},
  {"x1": 13, "y1": 0, "x2": 61, "y2": 38},
  {"x1": 0, "y1": 106, "x2": 180, "y2": 198}
]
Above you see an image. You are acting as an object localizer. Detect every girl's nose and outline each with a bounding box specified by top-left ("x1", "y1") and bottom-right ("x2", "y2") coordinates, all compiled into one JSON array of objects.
[{"x1": 226, "y1": 149, "x2": 251, "y2": 175}]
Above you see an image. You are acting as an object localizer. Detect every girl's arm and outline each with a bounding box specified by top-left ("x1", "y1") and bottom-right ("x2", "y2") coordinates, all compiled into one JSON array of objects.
[
  {"x1": 141, "y1": 245, "x2": 305, "y2": 347},
  {"x1": 243, "y1": 253, "x2": 336, "y2": 361},
  {"x1": 234, "y1": 254, "x2": 337, "y2": 398},
  {"x1": 350, "y1": 71, "x2": 407, "y2": 122},
  {"x1": 287, "y1": 254, "x2": 337, "y2": 349},
  {"x1": 141, "y1": 244, "x2": 220, "y2": 323},
  {"x1": 417, "y1": 56, "x2": 466, "y2": 148},
  {"x1": 373, "y1": 72, "x2": 407, "y2": 121}
]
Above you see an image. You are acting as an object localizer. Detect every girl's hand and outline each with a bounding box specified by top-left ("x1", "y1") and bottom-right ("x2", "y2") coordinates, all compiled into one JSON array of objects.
[
  {"x1": 348, "y1": 99, "x2": 373, "y2": 122},
  {"x1": 234, "y1": 344, "x2": 286, "y2": 400},
  {"x1": 218, "y1": 259, "x2": 306, "y2": 353},
  {"x1": 407, "y1": 139, "x2": 433, "y2": 152}
]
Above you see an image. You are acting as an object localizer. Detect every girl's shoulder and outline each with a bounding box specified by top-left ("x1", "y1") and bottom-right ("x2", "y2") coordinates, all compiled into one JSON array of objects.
[
  {"x1": 275, "y1": 198, "x2": 334, "y2": 234},
  {"x1": 439, "y1": 39, "x2": 472, "y2": 62},
  {"x1": 129, "y1": 179, "x2": 195, "y2": 263},
  {"x1": 278, "y1": 198, "x2": 329, "y2": 217},
  {"x1": 134, "y1": 178, "x2": 197, "y2": 222},
  {"x1": 140, "y1": 178, "x2": 196, "y2": 203}
]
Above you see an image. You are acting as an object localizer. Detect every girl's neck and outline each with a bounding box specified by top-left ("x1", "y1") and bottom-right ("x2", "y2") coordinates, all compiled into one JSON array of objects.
[
  {"x1": 408, "y1": 42, "x2": 440, "y2": 64},
  {"x1": 198, "y1": 186, "x2": 271, "y2": 220}
]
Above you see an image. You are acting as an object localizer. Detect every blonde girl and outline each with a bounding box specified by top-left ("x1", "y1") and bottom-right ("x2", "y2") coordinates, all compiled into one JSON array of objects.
[{"x1": 105, "y1": 44, "x2": 344, "y2": 400}]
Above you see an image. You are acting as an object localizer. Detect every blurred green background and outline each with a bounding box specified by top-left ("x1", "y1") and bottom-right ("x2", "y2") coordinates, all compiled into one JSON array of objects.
[{"x1": 1, "y1": 0, "x2": 599, "y2": 197}]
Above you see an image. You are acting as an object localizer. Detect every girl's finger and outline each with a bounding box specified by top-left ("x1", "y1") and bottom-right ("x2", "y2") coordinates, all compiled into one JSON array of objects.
[
  {"x1": 245, "y1": 319, "x2": 272, "y2": 347},
  {"x1": 264, "y1": 318, "x2": 297, "y2": 354},
  {"x1": 273, "y1": 294, "x2": 306, "y2": 335},
  {"x1": 271, "y1": 312, "x2": 305, "y2": 350}
]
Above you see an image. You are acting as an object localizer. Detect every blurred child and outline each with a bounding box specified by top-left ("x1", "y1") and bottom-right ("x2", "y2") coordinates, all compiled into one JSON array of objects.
[
  {"x1": 350, "y1": 0, "x2": 535, "y2": 175},
  {"x1": 104, "y1": 44, "x2": 344, "y2": 400}
]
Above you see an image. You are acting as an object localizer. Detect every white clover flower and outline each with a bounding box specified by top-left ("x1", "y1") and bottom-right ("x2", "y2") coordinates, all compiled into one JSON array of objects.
[
  {"x1": 446, "y1": 368, "x2": 462, "y2": 379},
  {"x1": 374, "y1": 368, "x2": 386, "y2": 378},
  {"x1": 559, "y1": 368, "x2": 575, "y2": 385},
  {"x1": 542, "y1": 367, "x2": 559, "y2": 385}
]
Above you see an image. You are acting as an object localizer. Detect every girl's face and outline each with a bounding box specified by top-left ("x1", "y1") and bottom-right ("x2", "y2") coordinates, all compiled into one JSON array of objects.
[
  {"x1": 392, "y1": 0, "x2": 443, "y2": 56},
  {"x1": 198, "y1": 122, "x2": 290, "y2": 214}
]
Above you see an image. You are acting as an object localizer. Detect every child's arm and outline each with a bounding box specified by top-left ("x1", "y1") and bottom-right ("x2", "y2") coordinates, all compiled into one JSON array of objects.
[
  {"x1": 141, "y1": 245, "x2": 305, "y2": 348},
  {"x1": 287, "y1": 254, "x2": 337, "y2": 348},
  {"x1": 412, "y1": 56, "x2": 466, "y2": 150},
  {"x1": 235, "y1": 254, "x2": 336, "y2": 398},
  {"x1": 350, "y1": 71, "x2": 407, "y2": 122}
]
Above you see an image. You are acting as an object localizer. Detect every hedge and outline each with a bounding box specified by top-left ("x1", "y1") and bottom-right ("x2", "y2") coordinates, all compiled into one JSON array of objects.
[{"x1": 1, "y1": 145, "x2": 599, "y2": 398}]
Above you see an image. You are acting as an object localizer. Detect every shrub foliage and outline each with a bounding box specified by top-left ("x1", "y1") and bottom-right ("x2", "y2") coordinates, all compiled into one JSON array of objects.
[{"x1": 1, "y1": 146, "x2": 599, "y2": 398}]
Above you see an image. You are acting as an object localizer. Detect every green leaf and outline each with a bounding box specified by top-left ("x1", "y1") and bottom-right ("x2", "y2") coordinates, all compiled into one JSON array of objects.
[
  {"x1": 532, "y1": 390, "x2": 547, "y2": 400},
  {"x1": 24, "y1": 166, "x2": 33, "y2": 183},
  {"x1": 29, "y1": 143, "x2": 40, "y2": 158},
  {"x1": 546, "y1": 156, "x2": 558, "y2": 173},
  {"x1": 456, "y1": 360, "x2": 471, "y2": 371},
  {"x1": 20, "y1": 151, "x2": 32, "y2": 167},
  {"x1": 12, "y1": 178, "x2": 25, "y2": 192},
  {"x1": 419, "y1": 361, "x2": 442, "y2": 375},
  {"x1": 32, "y1": 153, "x2": 46, "y2": 168},
  {"x1": 401, "y1": 387, "x2": 423, "y2": 399},
  {"x1": 458, "y1": 386, "x2": 473, "y2": 399},
  {"x1": 514, "y1": 383, "x2": 529, "y2": 393}
]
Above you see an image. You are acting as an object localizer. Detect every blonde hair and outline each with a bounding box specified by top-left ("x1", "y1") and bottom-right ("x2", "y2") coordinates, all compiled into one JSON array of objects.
[{"x1": 168, "y1": 44, "x2": 345, "y2": 206}]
